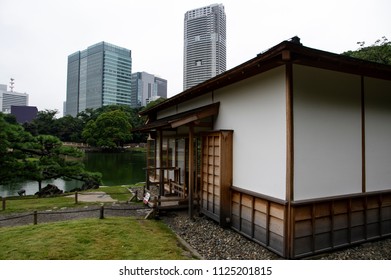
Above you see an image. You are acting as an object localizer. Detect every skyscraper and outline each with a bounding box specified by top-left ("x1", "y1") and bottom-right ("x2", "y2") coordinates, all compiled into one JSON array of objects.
[
  {"x1": 131, "y1": 72, "x2": 167, "y2": 108},
  {"x1": 65, "y1": 42, "x2": 132, "y2": 117},
  {"x1": 183, "y1": 3, "x2": 226, "y2": 90}
]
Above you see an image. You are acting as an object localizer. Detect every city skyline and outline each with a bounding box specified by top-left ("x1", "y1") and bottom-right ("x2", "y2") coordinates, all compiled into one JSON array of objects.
[{"x1": 0, "y1": 0, "x2": 390, "y2": 116}]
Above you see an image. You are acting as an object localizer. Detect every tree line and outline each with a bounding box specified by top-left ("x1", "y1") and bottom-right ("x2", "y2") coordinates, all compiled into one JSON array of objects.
[
  {"x1": 1, "y1": 112, "x2": 102, "y2": 192},
  {"x1": 342, "y1": 36, "x2": 391, "y2": 65},
  {"x1": 22, "y1": 105, "x2": 149, "y2": 148}
]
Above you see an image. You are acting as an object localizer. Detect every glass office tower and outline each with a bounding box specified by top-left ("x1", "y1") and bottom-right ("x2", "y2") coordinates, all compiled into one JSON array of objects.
[
  {"x1": 130, "y1": 72, "x2": 167, "y2": 108},
  {"x1": 183, "y1": 3, "x2": 226, "y2": 90},
  {"x1": 65, "y1": 42, "x2": 132, "y2": 116}
]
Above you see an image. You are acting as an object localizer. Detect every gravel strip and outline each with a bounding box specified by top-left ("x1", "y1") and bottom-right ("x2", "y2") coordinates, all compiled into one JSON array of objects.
[{"x1": 160, "y1": 210, "x2": 391, "y2": 260}]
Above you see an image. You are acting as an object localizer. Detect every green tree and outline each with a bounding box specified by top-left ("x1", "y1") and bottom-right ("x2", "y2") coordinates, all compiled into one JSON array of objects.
[
  {"x1": 55, "y1": 115, "x2": 84, "y2": 142},
  {"x1": 3, "y1": 113, "x2": 18, "y2": 125},
  {"x1": 20, "y1": 135, "x2": 102, "y2": 192},
  {"x1": 144, "y1": 97, "x2": 165, "y2": 110},
  {"x1": 76, "y1": 107, "x2": 100, "y2": 125},
  {"x1": 343, "y1": 36, "x2": 391, "y2": 65},
  {"x1": 1, "y1": 113, "x2": 101, "y2": 192},
  {"x1": 127, "y1": 106, "x2": 147, "y2": 143},
  {"x1": 82, "y1": 109, "x2": 132, "y2": 149},
  {"x1": 23, "y1": 109, "x2": 58, "y2": 136},
  {"x1": 24, "y1": 105, "x2": 147, "y2": 144},
  {"x1": 0, "y1": 113, "x2": 32, "y2": 184}
]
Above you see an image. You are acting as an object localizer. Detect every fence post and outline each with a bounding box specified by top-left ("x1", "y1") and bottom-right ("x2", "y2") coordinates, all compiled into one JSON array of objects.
[
  {"x1": 75, "y1": 191, "x2": 78, "y2": 204},
  {"x1": 1, "y1": 197, "x2": 5, "y2": 211},
  {"x1": 100, "y1": 206, "x2": 104, "y2": 219},
  {"x1": 33, "y1": 211, "x2": 38, "y2": 225},
  {"x1": 153, "y1": 196, "x2": 159, "y2": 219}
]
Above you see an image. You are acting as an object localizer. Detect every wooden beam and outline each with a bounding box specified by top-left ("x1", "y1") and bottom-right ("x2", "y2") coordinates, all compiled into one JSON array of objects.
[
  {"x1": 193, "y1": 120, "x2": 213, "y2": 127},
  {"x1": 170, "y1": 103, "x2": 219, "y2": 128},
  {"x1": 282, "y1": 50, "x2": 291, "y2": 61},
  {"x1": 171, "y1": 115, "x2": 198, "y2": 128}
]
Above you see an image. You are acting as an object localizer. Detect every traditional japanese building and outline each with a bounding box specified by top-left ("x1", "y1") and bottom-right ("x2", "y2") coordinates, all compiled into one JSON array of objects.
[{"x1": 134, "y1": 38, "x2": 391, "y2": 258}]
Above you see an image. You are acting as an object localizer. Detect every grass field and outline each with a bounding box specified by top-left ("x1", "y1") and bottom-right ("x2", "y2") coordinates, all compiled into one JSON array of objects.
[
  {"x1": 0, "y1": 217, "x2": 194, "y2": 260},
  {"x1": 1, "y1": 185, "x2": 141, "y2": 214},
  {"x1": 0, "y1": 185, "x2": 196, "y2": 260}
]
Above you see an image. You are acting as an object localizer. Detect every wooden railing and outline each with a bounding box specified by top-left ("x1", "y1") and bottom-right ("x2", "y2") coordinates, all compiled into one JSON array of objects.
[
  {"x1": 169, "y1": 180, "x2": 187, "y2": 198},
  {"x1": 143, "y1": 167, "x2": 181, "y2": 196}
]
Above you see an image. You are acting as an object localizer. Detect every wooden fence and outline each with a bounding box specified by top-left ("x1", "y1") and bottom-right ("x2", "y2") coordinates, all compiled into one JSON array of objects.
[
  {"x1": 0, "y1": 205, "x2": 151, "y2": 227},
  {"x1": 1, "y1": 192, "x2": 91, "y2": 210}
]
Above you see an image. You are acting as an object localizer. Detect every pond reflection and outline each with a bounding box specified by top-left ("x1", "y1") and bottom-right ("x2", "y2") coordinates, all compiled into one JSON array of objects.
[{"x1": 0, "y1": 150, "x2": 146, "y2": 197}]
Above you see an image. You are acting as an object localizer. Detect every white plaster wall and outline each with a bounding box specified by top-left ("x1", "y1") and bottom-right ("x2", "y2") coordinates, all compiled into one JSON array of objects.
[
  {"x1": 158, "y1": 106, "x2": 178, "y2": 119},
  {"x1": 177, "y1": 92, "x2": 214, "y2": 113},
  {"x1": 214, "y1": 66, "x2": 287, "y2": 200},
  {"x1": 293, "y1": 65, "x2": 362, "y2": 200},
  {"x1": 157, "y1": 92, "x2": 214, "y2": 119},
  {"x1": 365, "y1": 77, "x2": 391, "y2": 192}
]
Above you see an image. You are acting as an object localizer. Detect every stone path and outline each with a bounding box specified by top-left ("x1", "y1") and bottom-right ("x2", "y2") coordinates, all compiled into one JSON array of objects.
[{"x1": 65, "y1": 191, "x2": 117, "y2": 202}]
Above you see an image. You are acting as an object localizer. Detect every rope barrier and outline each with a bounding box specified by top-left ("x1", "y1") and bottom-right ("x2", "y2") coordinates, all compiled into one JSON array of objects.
[
  {"x1": 104, "y1": 206, "x2": 148, "y2": 211},
  {"x1": 37, "y1": 207, "x2": 101, "y2": 215},
  {"x1": 0, "y1": 204, "x2": 151, "y2": 226},
  {"x1": 0, "y1": 189, "x2": 153, "y2": 226},
  {"x1": 3, "y1": 191, "x2": 136, "y2": 199},
  {"x1": 0, "y1": 213, "x2": 33, "y2": 222}
]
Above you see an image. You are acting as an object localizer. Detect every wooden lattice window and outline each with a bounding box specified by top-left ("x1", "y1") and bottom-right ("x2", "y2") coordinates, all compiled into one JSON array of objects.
[{"x1": 201, "y1": 130, "x2": 233, "y2": 227}]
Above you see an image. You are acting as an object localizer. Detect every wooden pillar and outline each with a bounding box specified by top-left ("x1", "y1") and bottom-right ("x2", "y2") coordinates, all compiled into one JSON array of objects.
[
  {"x1": 188, "y1": 125, "x2": 194, "y2": 220},
  {"x1": 219, "y1": 130, "x2": 233, "y2": 227},
  {"x1": 361, "y1": 76, "x2": 366, "y2": 193},
  {"x1": 285, "y1": 61, "x2": 294, "y2": 258},
  {"x1": 158, "y1": 130, "x2": 164, "y2": 197}
]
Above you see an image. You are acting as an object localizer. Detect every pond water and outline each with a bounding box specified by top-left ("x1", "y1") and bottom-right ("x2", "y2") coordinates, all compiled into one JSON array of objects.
[{"x1": 0, "y1": 150, "x2": 147, "y2": 197}]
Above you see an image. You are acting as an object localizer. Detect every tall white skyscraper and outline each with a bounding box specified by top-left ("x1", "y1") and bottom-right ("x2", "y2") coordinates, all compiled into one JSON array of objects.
[{"x1": 183, "y1": 3, "x2": 226, "y2": 90}]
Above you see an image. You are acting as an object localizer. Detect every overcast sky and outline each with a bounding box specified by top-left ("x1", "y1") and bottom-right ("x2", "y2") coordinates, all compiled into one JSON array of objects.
[{"x1": 0, "y1": 0, "x2": 390, "y2": 116}]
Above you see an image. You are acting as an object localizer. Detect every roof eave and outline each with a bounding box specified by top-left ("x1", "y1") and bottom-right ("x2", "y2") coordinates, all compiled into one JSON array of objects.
[
  {"x1": 139, "y1": 41, "x2": 292, "y2": 116},
  {"x1": 139, "y1": 40, "x2": 391, "y2": 116}
]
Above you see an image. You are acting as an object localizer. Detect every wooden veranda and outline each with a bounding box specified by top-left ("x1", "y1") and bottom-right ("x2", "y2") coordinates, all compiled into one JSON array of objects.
[
  {"x1": 135, "y1": 103, "x2": 221, "y2": 217},
  {"x1": 143, "y1": 166, "x2": 190, "y2": 210}
]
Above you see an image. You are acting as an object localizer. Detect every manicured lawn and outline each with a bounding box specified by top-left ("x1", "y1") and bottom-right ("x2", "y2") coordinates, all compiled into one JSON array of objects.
[
  {"x1": 0, "y1": 185, "x2": 194, "y2": 260},
  {"x1": 0, "y1": 217, "x2": 194, "y2": 260},
  {"x1": 94, "y1": 185, "x2": 140, "y2": 202},
  {"x1": 1, "y1": 185, "x2": 143, "y2": 213},
  {"x1": 2, "y1": 195, "x2": 86, "y2": 213}
]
